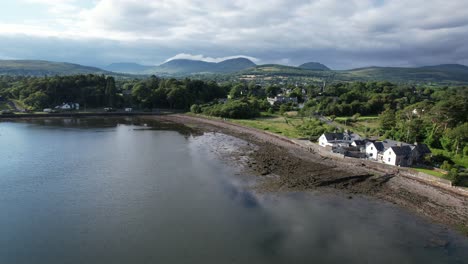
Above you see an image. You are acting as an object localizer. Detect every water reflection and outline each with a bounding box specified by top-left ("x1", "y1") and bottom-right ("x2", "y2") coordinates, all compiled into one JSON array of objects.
[
  {"x1": 0, "y1": 118, "x2": 467, "y2": 264},
  {"x1": 8, "y1": 117, "x2": 200, "y2": 137}
]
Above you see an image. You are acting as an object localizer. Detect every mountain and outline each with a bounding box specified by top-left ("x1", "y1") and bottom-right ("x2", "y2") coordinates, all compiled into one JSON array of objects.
[
  {"x1": 0, "y1": 60, "x2": 111, "y2": 76},
  {"x1": 341, "y1": 64, "x2": 468, "y2": 83},
  {"x1": 299, "y1": 62, "x2": 330, "y2": 71},
  {"x1": 146, "y1": 58, "x2": 256, "y2": 75},
  {"x1": 216, "y1": 58, "x2": 257, "y2": 72},
  {"x1": 104, "y1": 62, "x2": 153, "y2": 74}
]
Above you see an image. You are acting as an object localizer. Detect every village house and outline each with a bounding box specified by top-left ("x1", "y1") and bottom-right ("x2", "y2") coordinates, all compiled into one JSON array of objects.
[
  {"x1": 365, "y1": 141, "x2": 385, "y2": 161},
  {"x1": 382, "y1": 145, "x2": 414, "y2": 166},
  {"x1": 267, "y1": 95, "x2": 298, "y2": 106},
  {"x1": 365, "y1": 139, "x2": 431, "y2": 167},
  {"x1": 351, "y1": 140, "x2": 367, "y2": 150},
  {"x1": 55, "y1": 103, "x2": 79, "y2": 111},
  {"x1": 318, "y1": 132, "x2": 361, "y2": 147}
]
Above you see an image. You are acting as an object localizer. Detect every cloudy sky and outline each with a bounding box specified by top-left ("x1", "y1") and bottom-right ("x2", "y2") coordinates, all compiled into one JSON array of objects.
[{"x1": 0, "y1": 0, "x2": 467, "y2": 69}]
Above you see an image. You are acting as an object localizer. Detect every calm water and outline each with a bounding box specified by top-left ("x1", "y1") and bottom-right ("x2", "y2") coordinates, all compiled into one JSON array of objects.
[{"x1": 0, "y1": 118, "x2": 467, "y2": 264}]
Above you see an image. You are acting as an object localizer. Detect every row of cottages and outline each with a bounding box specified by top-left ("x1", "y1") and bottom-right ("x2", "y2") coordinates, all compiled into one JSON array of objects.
[
  {"x1": 366, "y1": 140, "x2": 431, "y2": 166},
  {"x1": 318, "y1": 131, "x2": 362, "y2": 147},
  {"x1": 319, "y1": 133, "x2": 431, "y2": 167}
]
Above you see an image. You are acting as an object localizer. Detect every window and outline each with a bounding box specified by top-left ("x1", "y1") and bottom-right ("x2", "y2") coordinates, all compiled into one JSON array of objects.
[
  {"x1": 370, "y1": 153, "x2": 373, "y2": 157},
  {"x1": 388, "y1": 158, "x2": 391, "y2": 162},
  {"x1": 371, "y1": 147, "x2": 373, "y2": 150}
]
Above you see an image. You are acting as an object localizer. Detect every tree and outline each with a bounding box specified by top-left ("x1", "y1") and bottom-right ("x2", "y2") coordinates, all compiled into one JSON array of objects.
[
  {"x1": 105, "y1": 76, "x2": 116, "y2": 107},
  {"x1": 24, "y1": 91, "x2": 49, "y2": 109},
  {"x1": 379, "y1": 108, "x2": 396, "y2": 132},
  {"x1": 132, "y1": 83, "x2": 152, "y2": 108}
]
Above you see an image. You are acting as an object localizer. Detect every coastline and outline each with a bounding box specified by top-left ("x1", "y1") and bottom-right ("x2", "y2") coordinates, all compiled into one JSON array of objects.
[
  {"x1": 2, "y1": 113, "x2": 466, "y2": 235},
  {"x1": 148, "y1": 114, "x2": 468, "y2": 235}
]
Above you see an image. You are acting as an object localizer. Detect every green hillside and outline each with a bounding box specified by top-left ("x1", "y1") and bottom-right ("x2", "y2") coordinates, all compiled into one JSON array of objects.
[
  {"x1": 339, "y1": 64, "x2": 468, "y2": 84},
  {"x1": 299, "y1": 62, "x2": 330, "y2": 71},
  {"x1": 239, "y1": 64, "x2": 328, "y2": 76},
  {"x1": 236, "y1": 64, "x2": 468, "y2": 85},
  {"x1": 145, "y1": 58, "x2": 256, "y2": 75},
  {"x1": 0, "y1": 60, "x2": 111, "y2": 76}
]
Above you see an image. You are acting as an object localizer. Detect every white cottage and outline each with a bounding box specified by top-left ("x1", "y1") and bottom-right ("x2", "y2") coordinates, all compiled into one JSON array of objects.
[
  {"x1": 382, "y1": 145, "x2": 414, "y2": 167},
  {"x1": 318, "y1": 132, "x2": 361, "y2": 147},
  {"x1": 365, "y1": 141, "x2": 385, "y2": 161},
  {"x1": 319, "y1": 133, "x2": 344, "y2": 147}
]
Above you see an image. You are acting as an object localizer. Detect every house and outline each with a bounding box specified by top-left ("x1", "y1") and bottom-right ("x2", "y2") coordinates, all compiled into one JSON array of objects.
[
  {"x1": 55, "y1": 103, "x2": 71, "y2": 110},
  {"x1": 382, "y1": 145, "x2": 414, "y2": 167},
  {"x1": 365, "y1": 141, "x2": 385, "y2": 160},
  {"x1": 55, "y1": 103, "x2": 79, "y2": 111},
  {"x1": 319, "y1": 133, "x2": 343, "y2": 147},
  {"x1": 351, "y1": 140, "x2": 367, "y2": 149},
  {"x1": 267, "y1": 95, "x2": 298, "y2": 106},
  {"x1": 410, "y1": 143, "x2": 432, "y2": 161},
  {"x1": 318, "y1": 132, "x2": 361, "y2": 147}
]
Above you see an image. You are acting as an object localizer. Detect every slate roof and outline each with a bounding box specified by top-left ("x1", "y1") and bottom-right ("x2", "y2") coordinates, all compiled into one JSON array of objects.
[
  {"x1": 389, "y1": 145, "x2": 413, "y2": 156},
  {"x1": 352, "y1": 140, "x2": 367, "y2": 146},
  {"x1": 324, "y1": 133, "x2": 345, "y2": 141},
  {"x1": 381, "y1": 139, "x2": 410, "y2": 150},
  {"x1": 366, "y1": 141, "x2": 385, "y2": 152},
  {"x1": 412, "y1": 143, "x2": 432, "y2": 154}
]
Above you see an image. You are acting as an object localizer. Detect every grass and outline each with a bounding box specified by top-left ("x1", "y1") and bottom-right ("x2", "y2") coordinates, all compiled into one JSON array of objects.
[
  {"x1": 230, "y1": 115, "x2": 305, "y2": 138},
  {"x1": 188, "y1": 112, "x2": 311, "y2": 139},
  {"x1": 332, "y1": 116, "x2": 381, "y2": 137},
  {"x1": 414, "y1": 168, "x2": 446, "y2": 178},
  {"x1": 334, "y1": 116, "x2": 379, "y2": 121}
]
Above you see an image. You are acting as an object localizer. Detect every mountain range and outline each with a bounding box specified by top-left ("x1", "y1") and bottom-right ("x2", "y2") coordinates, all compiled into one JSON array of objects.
[
  {"x1": 1, "y1": 58, "x2": 468, "y2": 84},
  {"x1": 103, "y1": 58, "x2": 256, "y2": 75}
]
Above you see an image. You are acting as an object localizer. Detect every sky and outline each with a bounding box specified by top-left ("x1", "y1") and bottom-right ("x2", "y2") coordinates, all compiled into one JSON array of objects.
[{"x1": 0, "y1": 0, "x2": 467, "y2": 69}]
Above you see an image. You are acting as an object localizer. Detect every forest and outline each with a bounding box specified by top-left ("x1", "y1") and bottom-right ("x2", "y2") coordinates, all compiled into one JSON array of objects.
[{"x1": 0, "y1": 74, "x2": 466, "y2": 172}]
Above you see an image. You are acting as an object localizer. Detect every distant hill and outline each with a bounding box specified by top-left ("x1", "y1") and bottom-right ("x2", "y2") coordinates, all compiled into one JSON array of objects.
[
  {"x1": 341, "y1": 64, "x2": 468, "y2": 83},
  {"x1": 299, "y1": 62, "x2": 330, "y2": 71},
  {"x1": 236, "y1": 63, "x2": 468, "y2": 84},
  {"x1": 238, "y1": 64, "x2": 331, "y2": 77},
  {"x1": 104, "y1": 62, "x2": 153, "y2": 74},
  {"x1": 0, "y1": 60, "x2": 111, "y2": 76},
  {"x1": 146, "y1": 58, "x2": 256, "y2": 75},
  {"x1": 1, "y1": 59, "x2": 467, "y2": 84}
]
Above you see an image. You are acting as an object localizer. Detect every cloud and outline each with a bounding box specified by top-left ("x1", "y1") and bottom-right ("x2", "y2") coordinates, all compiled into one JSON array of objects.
[
  {"x1": 1, "y1": 0, "x2": 468, "y2": 69},
  {"x1": 164, "y1": 53, "x2": 260, "y2": 64}
]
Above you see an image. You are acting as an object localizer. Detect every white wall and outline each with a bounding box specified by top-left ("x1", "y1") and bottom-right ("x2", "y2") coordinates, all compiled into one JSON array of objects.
[
  {"x1": 366, "y1": 143, "x2": 379, "y2": 160},
  {"x1": 382, "y1": 149, "x2": 397, "y2": 166}
]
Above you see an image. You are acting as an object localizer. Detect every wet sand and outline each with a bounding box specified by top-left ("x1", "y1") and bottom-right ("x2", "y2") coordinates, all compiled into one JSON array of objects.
[{"x1": 148, "y1": 114, "x2": 468, "y2": 235}]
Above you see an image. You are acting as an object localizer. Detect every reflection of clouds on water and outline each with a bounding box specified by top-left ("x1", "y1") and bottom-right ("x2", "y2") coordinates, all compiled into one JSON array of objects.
[
  {"x1": 187, "y1": 131, "x2": 468, "y2": 263},
  {"x1": 224, "y1": 183, "x2": 259, "y2": 209},
  {"x1": 245, "y1": 192, "x2": 468, "y2": 263}
]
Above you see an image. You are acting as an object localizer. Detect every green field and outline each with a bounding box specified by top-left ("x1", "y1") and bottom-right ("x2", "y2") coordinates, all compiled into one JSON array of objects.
[
  {"x1": 414, "y1": 168, "x2": 446, "y2": 178},
  {"x1": 230, "y1": 115, "x2": 305, "y2": 138}
]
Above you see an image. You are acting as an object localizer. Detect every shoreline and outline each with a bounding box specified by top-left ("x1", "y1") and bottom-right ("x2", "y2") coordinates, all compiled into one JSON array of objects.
[
  {"x1": 2, "y1": 113, "x2": 467, "y2": 235},
  {"x1": 148, "y1": 114, "x2": 468, "y2": 236}
]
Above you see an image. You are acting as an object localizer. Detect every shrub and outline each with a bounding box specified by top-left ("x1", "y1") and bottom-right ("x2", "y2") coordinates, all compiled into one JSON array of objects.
[
  {"x1": 202, "y1": 100, "x2": 260, "y2": 119},
  {"x1": 190, "y1": 104, "x2": 202, "y2": 114}
]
